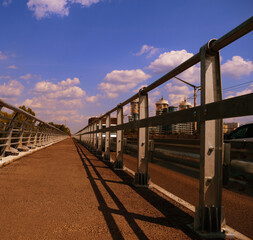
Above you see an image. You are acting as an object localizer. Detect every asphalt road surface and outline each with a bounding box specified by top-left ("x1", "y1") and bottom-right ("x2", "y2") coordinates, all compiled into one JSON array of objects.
[
  {"x1": 111, "y1": 152, "x2": 253, "y2": 239},
  {"x1": 0, "y1": 138, "x2": 203, "y2": 240}
]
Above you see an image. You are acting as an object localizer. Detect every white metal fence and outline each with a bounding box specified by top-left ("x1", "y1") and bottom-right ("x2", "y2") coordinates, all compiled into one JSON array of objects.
[
  {"x1": 74, "y1": 17, "x2": 253, "y2": 237},
  {"x1": 0, "y1": 99, "x2": 68, "y2": 160}
]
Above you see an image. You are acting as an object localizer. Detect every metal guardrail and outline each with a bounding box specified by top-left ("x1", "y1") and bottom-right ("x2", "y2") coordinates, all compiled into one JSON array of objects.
[
  {"x1": 74, "y1": 17, "x2": 253, "y2": 238},
  {"x1": 0, "y1": 99, "x2": 68, "y2": 159}
]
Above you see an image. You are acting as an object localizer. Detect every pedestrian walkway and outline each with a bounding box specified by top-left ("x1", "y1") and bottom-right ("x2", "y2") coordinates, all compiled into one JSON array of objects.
[{"x1": 0, "y1": 138, "x2": 200, "y2": 240}]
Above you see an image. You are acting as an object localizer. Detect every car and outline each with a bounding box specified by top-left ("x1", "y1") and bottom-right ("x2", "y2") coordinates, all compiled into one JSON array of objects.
[
  {"x1": 224, "y1": 123, "x2": 253, "y2": 182},
  {"x1": 225, "y1": 123, "x2": 253, "y2": 142}
]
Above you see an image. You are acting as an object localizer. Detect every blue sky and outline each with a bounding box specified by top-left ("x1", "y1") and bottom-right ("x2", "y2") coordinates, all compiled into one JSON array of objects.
[{"x1": 0, "y1": 0, "x2": 252, "y2": 133}]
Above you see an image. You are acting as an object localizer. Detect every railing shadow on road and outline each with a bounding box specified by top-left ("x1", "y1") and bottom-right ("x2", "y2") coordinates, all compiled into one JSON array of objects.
[{"x1": 73, "y1": 139, "x2": 200, "y2": 240}]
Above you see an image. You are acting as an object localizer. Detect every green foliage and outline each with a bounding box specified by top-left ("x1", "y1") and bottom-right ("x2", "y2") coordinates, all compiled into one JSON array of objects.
[
  {"x1": 0, "y1": 105, "x2": 36, "y2": 130},
  {"x1": 0, "y1": 111, "x2": 12, "y2": 124},
  {"x1": 19, "y1": 105, "x2": 35, "y2": 116},
  {"x1": 49, "y1": 122, "x2": 71, "y2": 135}
]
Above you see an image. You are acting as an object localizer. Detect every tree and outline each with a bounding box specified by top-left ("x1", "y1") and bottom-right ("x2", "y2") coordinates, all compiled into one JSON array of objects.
[
  {"x1": 48, "y1": 122, "x2": 71, "y2": 135},
  {"x1": 19, "y1": 105, "x2": 35, "y2": 116}
]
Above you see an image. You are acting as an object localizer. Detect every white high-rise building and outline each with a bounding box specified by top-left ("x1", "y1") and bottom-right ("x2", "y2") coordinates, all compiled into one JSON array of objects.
[{"x1": 172, "y1": 98, "x2": 193, "y2": 135}]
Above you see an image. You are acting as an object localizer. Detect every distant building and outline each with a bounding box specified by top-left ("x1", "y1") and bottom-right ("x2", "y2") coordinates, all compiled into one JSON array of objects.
[
  {"x1": 128, "y1": 98, "x2": 139, "y2": 122},
  {"x1": 168, "y1": 106, "x2": 178, "y2": 133},
  {"x1": 179, "y1": 98, "x2": 192, "y2": 110},
  {"x1": 224, "y1": 122, "x2": 240, "y2": 134},
  {"x1": 156, "y1": 97, "x2": 169, "y2": 134},
  {"x1": 172, "y1": 98, "x2": 193, "y2": 135},
  {"x1": 156, "y1": 97, "x2": 169, "y2": 116}
]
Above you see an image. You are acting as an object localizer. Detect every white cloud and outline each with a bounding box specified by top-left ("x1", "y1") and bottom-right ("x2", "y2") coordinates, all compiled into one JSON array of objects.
[
  {"x1": 2, "y1": 0, "x2": 12, "y2": 6},
  {"x1": 20, "y1": 77, "x2": 89, "y2": 132},
  {"x1": 221, "y1": 56, "x2": 253, "y2": 79},
  {"x1": 35, "y1": 81, "x2": 58, "y2": 92},
  {"x1": 25, "y1": 77, "x2": 85, "y2": 112},
  {"x1": 165, "y1": 81, "x2": 193, "y2": 106},
  {"x1": 59, "y1": 99, "x2": 83, "y2": 107},
  {"x1": 59, "y1": 77, "x2": 80, "y2": 86},
  {"x1": 0, "y1": 80, "x2": 24, "y2": 97},
  {"x1": 0, "y1": 75, "x2": 11, "y2": 79},
  {"x1": 20, "y1": 73, "x2": 33, "y2": 80},
  {"x1": 104, "y1": 69, "x2": 151, "y2": 83},
  {"x1": 224, "y1": 83, "x2": 253, "y2": 99},
  {"x1": 148, "y1": 49, "x2": 200, "y2": 84},
  {"x1": 0, "y1": 51, "x2": 8, "y2": 60},
  {"x1": 150, "y1": 90, "x2": 161, "y2": 98},
  {"x1": 133, "y1": 84, "x2": 148, "y2": 93},
  {"x1": 27, "y1": 0, "x2": 69, "y2": 19},
  {"x1": 34, "y1": 77, "x2": 85, "y2": 99},
  {"x1": 27, "y1": 0, "x2": 102, "y2": 19},
  {"x1": 19, "y1": 73, "x2": 41, "y2": 83},
  {"x1": 236, "y1": 89, "x2": 252, "y2": 96},
  {"x1": 51, "y1": 110, "x2": 87, "y2": 123},
  {"x1": 47, "y1": 86, "x2": 85, "y2": 99},
  {"x1": 70, "y1": 0, "x2": 100, "y2": 7},
  {"x1": 23, "y1": 97, "x2": 45, "y2": 109},
  {"x1": 86, "y1": 94, "x2": 100, "y2": 103},
  {"x1": 99, "y1": 69, "x2": 151, "y2": 98},
  {"x1": 234, "y1": 83, "x2": 253, "y2": 97},
  {"x1": 8, "y1": 65, "x2": 18, "y2": 69},
  {"x1": 105, "y1": 92, "x2": 119, "y2": 99},
  {"x1": 135, "y1": 45, "x2": 159, "y2": 58},
  {"x1": 148, "y1": 89, "x2": 162, "y2": 116}
]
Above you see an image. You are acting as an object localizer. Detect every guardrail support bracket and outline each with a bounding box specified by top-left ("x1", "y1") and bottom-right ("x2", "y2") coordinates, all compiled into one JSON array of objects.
[
  {"x1": 134, "y1": 93, "x2": 150, "y2": 187},
  {"x1": 113, "y1": 106, "x2": 124, "y2": 170}
]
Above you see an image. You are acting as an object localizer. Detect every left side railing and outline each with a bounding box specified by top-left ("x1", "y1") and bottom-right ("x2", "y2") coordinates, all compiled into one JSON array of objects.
[{"x1": 0, "y1": 98, "x2": 68, "y2": 160}]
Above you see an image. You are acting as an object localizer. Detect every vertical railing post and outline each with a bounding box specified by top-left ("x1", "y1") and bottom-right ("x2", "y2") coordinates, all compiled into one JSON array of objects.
[
  {"x1": 1, "y1": 112, "x2": 20, "y2": 156},
  {"x1": 97, "y1": 119, "x2": 103, "y2": 157},
  {"x1": 86, "y1": 128, "x2": 89, "y2": 145},
  {"x1": 37, "y1": 123, "x2": 45, "y2": 147},
  {"x1": 92, "y1": 122, "x2": 97, "y2": 153},
  {"x1": 113, "y1": 105, "x2": 124, "y2": 169},
  {"x1": 84, "y1": 129, "x2": 87, "y2": 146},
  {"x1": 27, "y1": 120, "x2": 36, "y2": 149},
  {"x1": 88, "y1": 125, "x2": 91, "y2": 149},
  {"x1": 134, "y1": 91, "x2": 150, "y2": 186},
  {"x1": 40, "y1": 125, "x2": 47, "y2": 146},
  {"x1": 103, "y1": 114, "x2": 111, "y2": 161},
  {"x1": 33, "y1": 123, "x2": 39, "y2": 147},
  {"x1": 17, "y1": 116, "x2": 30, "y2": 151},
  {"x1": 193, "y1": 39, "x2": 225, "y2": 238}
]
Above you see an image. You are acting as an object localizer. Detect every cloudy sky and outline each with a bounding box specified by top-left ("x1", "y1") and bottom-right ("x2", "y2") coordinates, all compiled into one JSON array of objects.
[{"x1": 0, "y1": 0, "x2": 252, "y2": 133}]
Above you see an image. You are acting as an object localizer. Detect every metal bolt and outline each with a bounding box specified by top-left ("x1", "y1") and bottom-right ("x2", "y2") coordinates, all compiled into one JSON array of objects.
[
  {"x1": 207, "y1": 146, "x2": 214, "y2": 155},
  {"x1": 205, "y1": 176, "x2": 213, "y2": 185}
]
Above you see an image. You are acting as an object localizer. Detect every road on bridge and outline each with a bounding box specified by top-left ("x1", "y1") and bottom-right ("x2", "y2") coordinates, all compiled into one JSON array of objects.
[
  {"x1": 112, "y1": 152, "x2": 253, "y2": 239},
  {"x1": 0, "y1": 138, "x2": 202, "y2": 240}
]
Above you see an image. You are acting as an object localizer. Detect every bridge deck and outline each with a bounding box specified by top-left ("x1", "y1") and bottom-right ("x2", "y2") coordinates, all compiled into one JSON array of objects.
[{"x1": 0, "y1": 138, "x2": 199, "y2": 240}]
